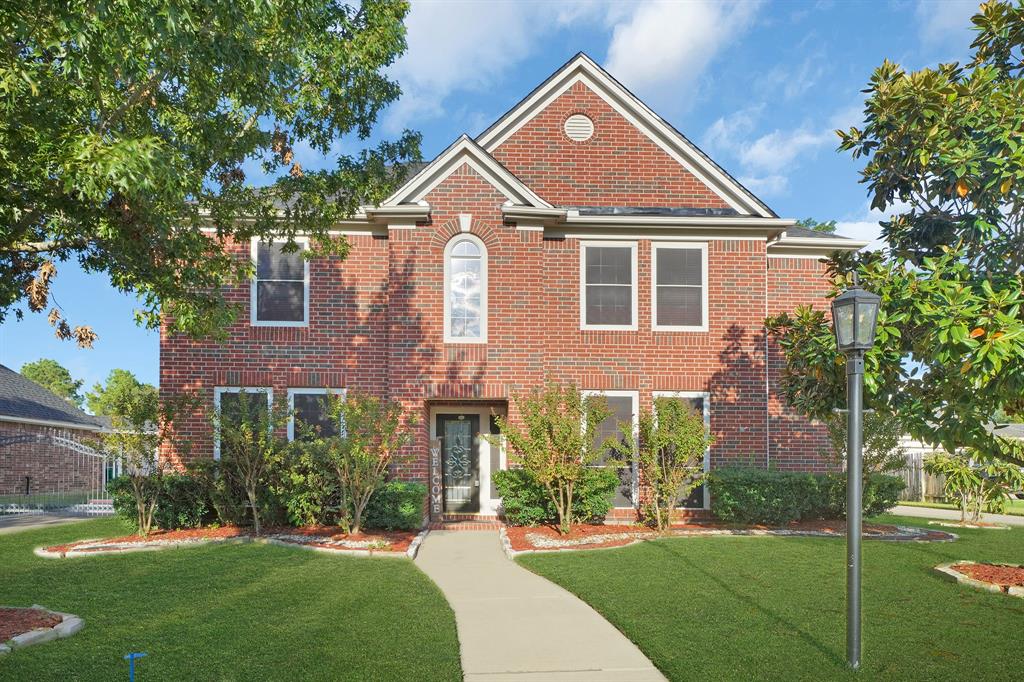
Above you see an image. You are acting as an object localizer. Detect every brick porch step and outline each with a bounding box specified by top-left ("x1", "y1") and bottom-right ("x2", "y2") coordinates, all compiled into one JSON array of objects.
[{"x1": 428, "y1": 514, "x2": 505, "y2": 531}]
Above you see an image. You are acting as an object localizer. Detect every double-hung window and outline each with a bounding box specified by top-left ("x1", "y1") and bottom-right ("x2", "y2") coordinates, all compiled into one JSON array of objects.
[
  {"x1": 652, "y1": 242, "x2": 707, "y2": 331},
  {"x1": 287, "y1": 389, "x2": 345, "y2": 442},
  {"x1": 581, "y1": 241, "x2": 637, "y2": 330},
  {"x1": 251, "y1": 238, "x2": 309, "y2": 326},
  {"x1": 584, "y1": 390, "x2": 639, "y2": 508},
  {"x1": 653, "y1": 391, "x2": 711, "y2": 509},
  {"x1": 213, "y1": 387, "x2": 273, "y2": 459}
]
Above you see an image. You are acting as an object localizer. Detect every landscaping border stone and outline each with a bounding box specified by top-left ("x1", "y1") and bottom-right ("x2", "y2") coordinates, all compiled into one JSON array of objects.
[
  {"x1": 501, "y1": 524, "x2": 958, "y2": 558},
  {"x1": 35, "y1": 529, "x2": 422, "y2": 560},
  {"x1": 1, "y1": 605, "x2": 83, "y2": 654},
  {"x1": 934, "y1": 561, "x2": 1024, "y2": 598}
]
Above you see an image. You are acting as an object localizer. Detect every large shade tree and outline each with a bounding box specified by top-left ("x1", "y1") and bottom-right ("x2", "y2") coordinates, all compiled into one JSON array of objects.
[
  {"x1": 766, "y1": 0, "x2": 1024, "y2": 466},
  {"x1": 0, "y1": 0, "x2": 420, "y2": 345},
  {"x1": 19, "y1": 358, "x2": 84, "y2": 407}
]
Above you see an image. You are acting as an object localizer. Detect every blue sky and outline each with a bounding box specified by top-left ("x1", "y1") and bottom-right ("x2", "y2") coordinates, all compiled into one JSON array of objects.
[{"x1": 0, "y1": 0, "x2": 980, "y2": 392}]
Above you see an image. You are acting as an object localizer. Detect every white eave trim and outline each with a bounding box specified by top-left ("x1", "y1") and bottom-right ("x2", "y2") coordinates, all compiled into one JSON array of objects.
[
  {"x1": 476, "y1": 53, "x2": 774, "y2": 218},
  {"x1": 563, "y1": 214, "x2": 795, "y2": 229},
  {"x1": 379, "y1": 135, "x2": 552, "y2": 209},
  {"x1": 361, "y1": 204, "x2": 431, "y2": 223},
  {"x1": 0, "y1": 414, "x2": 103, "y2": 432}
]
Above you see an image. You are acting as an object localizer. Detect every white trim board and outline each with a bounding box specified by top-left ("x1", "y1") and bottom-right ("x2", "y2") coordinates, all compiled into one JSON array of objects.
[
  {"x1": 476, "y1": 53, "x2": 773, "y2": 218},
  {"x1": 653, "y1": 391, "x2": 712, "y2": 510}
]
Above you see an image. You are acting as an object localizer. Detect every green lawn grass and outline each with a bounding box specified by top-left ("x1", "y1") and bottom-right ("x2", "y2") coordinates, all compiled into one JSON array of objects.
[
  {"x1": 519, "y1": 515, "x2": 1024, "y2": 681},
  {"x1": 900, "y1": 499, "x2": 1024, "y2": 516},
  {"x1": 0, "y1": 518, "x2": 461, "y2": 681}
]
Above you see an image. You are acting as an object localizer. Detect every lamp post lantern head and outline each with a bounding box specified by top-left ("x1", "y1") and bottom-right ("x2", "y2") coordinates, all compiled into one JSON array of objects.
[{"x1": 831, "y1": 278, "x2": 881, "y2": 354}]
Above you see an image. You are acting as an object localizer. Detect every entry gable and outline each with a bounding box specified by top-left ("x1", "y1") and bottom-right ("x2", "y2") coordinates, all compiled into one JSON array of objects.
[
  {"x1": 380, "y1": 135, "x2": 552, "y2": 209},
  {"x1": 478, "y1": 53, "x2": 774, "y2": 218}
]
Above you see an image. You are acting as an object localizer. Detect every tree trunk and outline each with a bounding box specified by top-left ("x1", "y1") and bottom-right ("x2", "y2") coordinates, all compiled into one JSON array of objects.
[{"x1": 247, "y1": 487, "x2": 261, "y2": 536}]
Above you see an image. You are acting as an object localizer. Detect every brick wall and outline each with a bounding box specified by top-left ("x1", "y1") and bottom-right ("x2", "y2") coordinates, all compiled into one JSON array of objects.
[
  {"x1": 0, "y1": 422, "x2": 103, "y2": 497},
  {"x1": 491, "y1": 80, "x2": 730, "y2": 209}
]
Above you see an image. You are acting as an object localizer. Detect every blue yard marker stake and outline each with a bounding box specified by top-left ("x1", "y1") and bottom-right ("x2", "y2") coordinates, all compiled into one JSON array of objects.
[{"x1": 124, "y1": 652, "x2": 147, "y2": 681}]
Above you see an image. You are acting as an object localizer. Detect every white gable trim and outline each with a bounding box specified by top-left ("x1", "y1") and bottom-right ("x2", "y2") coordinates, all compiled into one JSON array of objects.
[
  {"x1": 380, "y1": 135, "x2": 552, "y2": 209},
  {"x1": 476, "y1": 53, "x2": 773, "y2": 218}
]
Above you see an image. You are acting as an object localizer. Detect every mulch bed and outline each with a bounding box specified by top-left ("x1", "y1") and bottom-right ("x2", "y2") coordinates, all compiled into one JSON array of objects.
[
  {"x1": 504, "y1": 520, "x2": 956, "y2": 552},
  {"x1": 43, "y1": 525, "x2": 418, "y2": 557},
  {"x1": 953, "y1": 562, "x2": 1024, "y2": 588},
  {"x1": 0, "y1": 607, "x2": 61, "y2": 642}
]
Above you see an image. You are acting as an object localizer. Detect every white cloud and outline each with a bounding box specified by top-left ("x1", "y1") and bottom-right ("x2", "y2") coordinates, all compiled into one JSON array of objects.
[
  {"x1": 834, "y1": 199, "x2": 913, "y2": 252},
  {"x1": 739, "y1": 174, "x2": 789, "y2": 195},
  {"x1": 604, "y1": 0, "x2": 762, "y2": 101},
  {"x1": 738, "y1": 128, "x2": 831, "y2": 174},
  {"x1": 916, "y1": 0, "x2": 977, "y2": 46},
  {"x1": 385, "y1": 1, "x2": 606, "y2": 132},
  {"x1": 762, "y1": 54, "x2": 826, "y2": 100}
]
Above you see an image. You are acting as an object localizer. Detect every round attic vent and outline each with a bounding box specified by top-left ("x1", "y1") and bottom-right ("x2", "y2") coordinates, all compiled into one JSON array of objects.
[{"x1": 563, "y1": 114, "x2": 594, "y2": 142}]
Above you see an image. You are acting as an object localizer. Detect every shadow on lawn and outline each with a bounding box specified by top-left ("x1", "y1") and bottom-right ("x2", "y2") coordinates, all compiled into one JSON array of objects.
[{"x1": 647, "y1": 539, "x2": 845, "y2": 667}]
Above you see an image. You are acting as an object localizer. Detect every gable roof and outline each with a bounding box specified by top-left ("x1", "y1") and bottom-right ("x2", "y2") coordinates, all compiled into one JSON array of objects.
[
  {"x1": 0, "y1": 364, "x2": 101, "y2": 431},
  {"x1": 475, "y1": 52, "x2": 776, "y2": 218},
  {"x1": 379, "y1": 135, "x2": 553, "y2": 209}
]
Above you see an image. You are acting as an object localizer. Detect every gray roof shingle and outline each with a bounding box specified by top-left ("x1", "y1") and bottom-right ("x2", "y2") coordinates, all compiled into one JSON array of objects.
[{"x1": 0, "y1": 364, "x2": 102, "y2": 430}]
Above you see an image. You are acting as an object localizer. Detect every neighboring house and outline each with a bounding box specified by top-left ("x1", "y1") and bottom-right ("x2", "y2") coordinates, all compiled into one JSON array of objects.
[
  {"x1": 0, "y1": 364, "x2": 107, "y2": 503},
  {"x1": 160, "y1": 53, "x2": 865, "y2": 519}
]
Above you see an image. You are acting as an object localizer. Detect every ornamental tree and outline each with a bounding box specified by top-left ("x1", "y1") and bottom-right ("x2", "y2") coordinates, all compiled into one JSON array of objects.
[
  {"x1": 86, "y1": 368, "x2": 158, "y2": 416},
  {"x1": 491, "y1": 383, "x2": 613, "y2": 535},
  {"x1": 611, "y1": 397, "x2": 714, "y2": 531},
  {"x1": 1, "y1": 1, "x2": 420, "y2": 345},
  {"x1": 766, "y1": 1, "x2": 1024, "y2": 466}
]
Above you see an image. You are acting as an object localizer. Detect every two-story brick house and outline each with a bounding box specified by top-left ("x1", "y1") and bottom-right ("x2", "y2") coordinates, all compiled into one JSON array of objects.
[{"x1": 160, "y1": 53, "x2": 865, "y2": 520}]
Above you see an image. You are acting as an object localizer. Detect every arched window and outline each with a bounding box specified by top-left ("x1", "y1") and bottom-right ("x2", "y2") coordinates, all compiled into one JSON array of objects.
[{"x1": 444, "y1": 235, "x2": 487, "y2": 343}]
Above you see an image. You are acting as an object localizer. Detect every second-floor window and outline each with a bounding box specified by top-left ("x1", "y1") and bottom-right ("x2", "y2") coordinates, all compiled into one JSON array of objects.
[
  {"x1": 581, "y1": 242, "x2": 637, "y2": 329},
  {"x1": 444, "y1": 235, "x2": 487, "y2": 342},
  {"x1": 652, "y1": 242, "x2": 707, "y2": 331},
  {"x1": 251, "y1": 238, "x2": 308, "y2": 326}
]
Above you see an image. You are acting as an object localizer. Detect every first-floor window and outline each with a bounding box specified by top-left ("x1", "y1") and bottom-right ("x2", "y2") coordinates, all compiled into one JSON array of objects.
[
  {"x1": 653, "y1": 392, "x2": 710, "y2": 509},
  {"x1": 287, "y1": 389, "x2": 345, "y2": 441},
  {"x1": 581, "y1": 242, "x2": 637, "y2": 329},
  {"x1": 213, "y1": 387, "x2": 273, "y2": 459},
  {"x1": 585, "y1": 390, "x2": 638, "y2": 508}
]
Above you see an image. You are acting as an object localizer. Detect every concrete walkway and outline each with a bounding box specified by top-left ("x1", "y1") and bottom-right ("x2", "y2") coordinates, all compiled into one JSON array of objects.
[
  {"x1": 416, "y1": 530, "x2": 665, "y2": 682},
  {"x1": 0, "y1": 513, "x2": 91, "y2": 535},
  {"x1": 893, "y1": 504, "x2": 1024, "y2": 527}
]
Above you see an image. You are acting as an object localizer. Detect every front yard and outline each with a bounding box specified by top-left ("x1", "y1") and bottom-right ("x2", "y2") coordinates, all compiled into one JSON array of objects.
[
  {"x1": 520, "y1": 515, "x2": 1024, "y2": 681},
  {"x1": 0, "y1": 518, "x2": 461, "y2": 681}
]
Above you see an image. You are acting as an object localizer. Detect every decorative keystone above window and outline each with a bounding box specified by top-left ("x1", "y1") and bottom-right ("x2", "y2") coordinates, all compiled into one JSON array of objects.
[{"x1": 564, "y1": 114, "x2": 594, "y2": 141}]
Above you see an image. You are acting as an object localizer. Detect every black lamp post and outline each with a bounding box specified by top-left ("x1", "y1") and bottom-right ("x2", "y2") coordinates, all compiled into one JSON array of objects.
[{"x1": 831, "y1": 274, "x2": 881, "y2": 670}]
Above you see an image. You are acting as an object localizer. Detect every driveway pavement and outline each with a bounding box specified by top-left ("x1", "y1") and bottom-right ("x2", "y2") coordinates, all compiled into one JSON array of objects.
[
  {"x1": 416, "y1": 530, "x2": 665, "y2": 681},
  {"x1": 0, "y1": 513, "x2": 90, "y2": 535},
  {"x1": 892, "y1": 504, "x2": 1024, "y2": 527}
]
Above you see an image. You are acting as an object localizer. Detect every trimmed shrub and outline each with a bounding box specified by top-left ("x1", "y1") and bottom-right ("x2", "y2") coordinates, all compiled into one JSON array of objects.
[
  {"x1": 108, "y1": 472, "x2": 210, "y2": 531},
  {"x1": 494, "y1": 467, "x2": 618, "y2": 527},
  {"x1": 364, "y1": 481, "x2": 427, "y2": 531},
  {"x1": 153, "y1": 473, "x2": 209, "y2": 529},
  {"x1": 710, "y1": 467, "x2": 905, "y2": 524},
  {"x1": 709, "y1": 468, "x2": 819, "y2": 525}
]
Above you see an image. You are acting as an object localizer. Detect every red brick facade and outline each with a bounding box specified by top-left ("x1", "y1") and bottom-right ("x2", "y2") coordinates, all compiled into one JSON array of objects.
[{"x1": 160, "y1": 58, "x2": 842, "y2": 514}]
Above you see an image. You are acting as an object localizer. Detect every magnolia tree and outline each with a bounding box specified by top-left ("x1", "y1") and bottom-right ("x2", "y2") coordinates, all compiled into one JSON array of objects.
[
  {"x1": 315, "y1": 392, "x2": 413, "y2": 535},
  {"x1": 925, "y1": 450, "x2": 1024, "y2": 523},
  {"x1": 491, "y1": 384, "x2": 612, "y2": 535},
  {"x1": 213, "y1": 391, "x2": 287, "y2": 536},
  {"x1": 824, "y1": 410, "x2": 907, "y2": 476},
  {"x1": 99, "y1": 389, "x2": 194, "y2": 536},
  {"x1": 766, "y1": 1, "x2": 1024, "y2": 467},
  {"x1": 611, "y1": 397, "x2": 713, "y2": 531}
]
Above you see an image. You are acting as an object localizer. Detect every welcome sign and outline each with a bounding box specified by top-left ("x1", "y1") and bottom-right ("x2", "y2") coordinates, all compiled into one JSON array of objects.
[{"x1": 429, "y1": 437, "x2": 443, "y2": 519}]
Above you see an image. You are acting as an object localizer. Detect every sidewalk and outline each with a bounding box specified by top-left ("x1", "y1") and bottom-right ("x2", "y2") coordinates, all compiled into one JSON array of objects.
[
  {"x1": 0, "y1": 513, "x2": 90, "y2": 535},
  {"x1": 892, "y1": 504, "x2": 1024, "y2": 527},
  {"x1": 416, "y1": 530, "x2": 665, "y2": 681}
]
